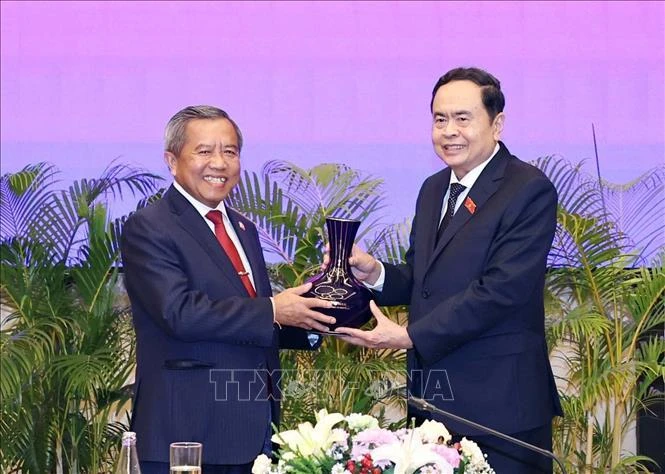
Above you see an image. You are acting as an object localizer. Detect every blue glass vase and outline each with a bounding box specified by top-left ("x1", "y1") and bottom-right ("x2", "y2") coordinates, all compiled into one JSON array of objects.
[{"x1": 303, "y1": 217, "x2": 373, "y2": 333}]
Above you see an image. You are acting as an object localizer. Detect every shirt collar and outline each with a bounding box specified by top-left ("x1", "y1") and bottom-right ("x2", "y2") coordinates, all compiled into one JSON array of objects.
[
  {"x1": 172, "y1": 180, "x2": 229, "y2": 220},
  {"x1": 450, "y1": 143, "x2": 500, "y2": 188}
]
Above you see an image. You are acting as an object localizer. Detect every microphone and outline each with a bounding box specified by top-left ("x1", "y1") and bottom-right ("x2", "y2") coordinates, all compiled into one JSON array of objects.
[{"x1": 408, "y1": 396, "x2": 567, "y2": 474}]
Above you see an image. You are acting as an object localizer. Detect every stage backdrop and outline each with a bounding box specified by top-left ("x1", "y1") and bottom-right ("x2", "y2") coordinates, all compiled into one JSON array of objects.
[{"x1": 2, "y1": 1, "x2": 663, "y2": 250}]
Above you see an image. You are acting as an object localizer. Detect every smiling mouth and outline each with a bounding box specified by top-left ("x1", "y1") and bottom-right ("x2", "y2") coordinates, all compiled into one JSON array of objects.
[
  {"x1": 204, "y1": 176, "x2": 227, "y2": 184},
  {"x1": 443, "y1": 144, "x2": 466, "y2": 151}
]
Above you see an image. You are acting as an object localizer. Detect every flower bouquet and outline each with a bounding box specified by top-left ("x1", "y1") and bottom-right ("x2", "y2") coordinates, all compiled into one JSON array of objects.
[{"x1": 252, "y1": 409, "x2": 494, "y2": 474}]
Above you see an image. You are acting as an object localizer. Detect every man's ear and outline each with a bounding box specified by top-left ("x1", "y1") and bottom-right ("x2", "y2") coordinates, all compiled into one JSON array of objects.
[
  {"x1": 164, "y1": 152, "x2": 177, "y2": 177},
  {"x1": 493, "y1": 113, "x2": 505, "y2": 141}
]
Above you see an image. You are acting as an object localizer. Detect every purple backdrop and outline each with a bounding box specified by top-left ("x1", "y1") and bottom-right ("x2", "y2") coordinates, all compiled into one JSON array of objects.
[{"x1": 2, "y1": 1, "x2": 663, "y2": 227}]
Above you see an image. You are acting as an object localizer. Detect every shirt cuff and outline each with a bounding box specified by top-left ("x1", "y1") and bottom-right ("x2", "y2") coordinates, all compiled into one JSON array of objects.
[
  {"x1": 269, "y1": 297, "x2": 281, "y2": 329},
  {"x1": 363, "y1": 261, "x2": 385, "y2": 292}
]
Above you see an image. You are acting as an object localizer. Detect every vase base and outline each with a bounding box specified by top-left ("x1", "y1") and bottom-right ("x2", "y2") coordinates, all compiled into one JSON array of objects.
[{"x1": 311, "y1": 330, "x2": 348, "y2": 336}]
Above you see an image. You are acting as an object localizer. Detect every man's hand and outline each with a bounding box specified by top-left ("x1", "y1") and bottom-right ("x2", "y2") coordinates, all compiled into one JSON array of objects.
[
  {"x1": 322, "y1": 244, "x2": 382, "y2": 285},
  {"x1": 334, "y1": 301, "x2": 413, "y2": 349},
  {"x1": 273, "y1": 282, "x2": 336, "y2": 332}
]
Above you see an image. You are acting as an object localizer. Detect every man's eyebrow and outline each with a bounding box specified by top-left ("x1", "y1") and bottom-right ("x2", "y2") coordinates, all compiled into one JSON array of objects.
[{"x1": 433, "y1": 110, "x2": 472, "y2": 117}]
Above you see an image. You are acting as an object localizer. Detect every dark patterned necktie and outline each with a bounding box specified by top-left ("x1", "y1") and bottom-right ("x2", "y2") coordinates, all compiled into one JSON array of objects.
[
  {"x1": 206, "y1": 210, "x2": 257, "y2": 297},
  {"x1": 436, "y1": 183, "x2": 466, "y2": 244}
]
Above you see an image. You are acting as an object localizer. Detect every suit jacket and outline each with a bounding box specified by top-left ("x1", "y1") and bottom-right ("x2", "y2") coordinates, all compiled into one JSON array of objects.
[
  {"x1": 121, "y1": 185, "x2": 314, "y2": 465},
  {"x1": 378, "y1": 142, "x2": 563, "y2": 435}
]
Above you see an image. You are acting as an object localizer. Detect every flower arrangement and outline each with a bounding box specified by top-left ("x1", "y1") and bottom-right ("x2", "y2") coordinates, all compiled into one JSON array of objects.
[{"x1": 252, "y1": 410, "x2": 494, "y2": 474}]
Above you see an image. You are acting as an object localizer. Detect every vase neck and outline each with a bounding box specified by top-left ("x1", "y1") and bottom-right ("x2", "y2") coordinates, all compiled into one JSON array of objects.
[{"x1": 326, "y1": 218, "x2": 360, "y2": 270}]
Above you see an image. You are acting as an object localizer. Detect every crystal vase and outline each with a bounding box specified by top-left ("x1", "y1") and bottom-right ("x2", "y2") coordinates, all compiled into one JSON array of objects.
[{"x1": 303, "y1": 217, "x2": 373, "y2": 332}]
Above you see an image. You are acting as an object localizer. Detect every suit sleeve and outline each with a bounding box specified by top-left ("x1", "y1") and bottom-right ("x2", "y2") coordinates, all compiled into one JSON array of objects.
[
  {"x1": 121, "y1": 211, "x2": 275, "y2": 347},
  {"x1": 406, "y1": 175, "x2": 557, "y2": 366}
]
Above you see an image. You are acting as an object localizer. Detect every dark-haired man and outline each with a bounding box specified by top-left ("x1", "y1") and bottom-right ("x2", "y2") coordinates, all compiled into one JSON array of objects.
[
  {"x1": 336, "y1": 68, "x2": 563, "y2": 473},
  {"x1": 121, "y1": 106, "x2": 335, "y2": 473}
]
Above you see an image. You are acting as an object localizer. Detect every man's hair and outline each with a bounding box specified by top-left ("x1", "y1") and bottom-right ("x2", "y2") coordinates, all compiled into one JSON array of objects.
[
  {"x1": 430, "y1": 67, "x2": 505, "y2": 122},
  {"x1": 164, "y1": 105, "x2": 243, "y2": 155}
]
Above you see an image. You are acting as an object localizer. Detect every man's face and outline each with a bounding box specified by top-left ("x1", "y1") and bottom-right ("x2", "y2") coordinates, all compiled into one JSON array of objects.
[
  {"x1": 165, "y1": 118, "x2": 241, "y2": 208},
  {"x1": 431, "y1": 80, "x2": 504, "y2": 179}
]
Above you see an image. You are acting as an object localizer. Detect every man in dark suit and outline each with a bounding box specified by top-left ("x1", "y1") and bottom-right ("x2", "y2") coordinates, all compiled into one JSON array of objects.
[
  {"x1": 335, "y1": 67, "x2": 563, "y2": 473},
  {"x1": 121, "y1": 106, "x2": 336, "y2": 474}
]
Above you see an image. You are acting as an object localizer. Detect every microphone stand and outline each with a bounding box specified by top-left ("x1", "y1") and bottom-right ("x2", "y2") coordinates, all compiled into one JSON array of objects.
[{"x1": 408, "y1": 396, "x2": 568, "y2": 474}]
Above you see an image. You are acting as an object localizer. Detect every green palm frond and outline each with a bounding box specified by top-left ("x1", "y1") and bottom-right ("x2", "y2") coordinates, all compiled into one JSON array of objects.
[
  {"x1": 135, "y1": 186, "x2": 166, "y2": 211},
  {"x1": 550, "y1": 210, "x2": 626, "y2": 268},
  {"x1": 85, "y1": 160, "x2": 163, "y2": 202},
  {"x1": 533, "y1": 156, "x2": 605, "y2": 217},
  {"x1": 624, "y1": 264, "x2": 665, "y2": 334},
  {"x1": 633, "y1": 338, "x2": 665, "y2": 396},
  {"x1": 31, "y1": 164, "x2": 161, "y2": 264},
  {"x1": 0, "y1": 403, "x2": 60, "y2": 473},
  {"x1": 365, "y1": 218, "x2": 411, "y2": 265},
  {"x1": 0, "y1": 316, "x2": 67, "y2": 401},
  {"x1": 541, "y1": 153, "x2": 664, "y2": 471},
  {"x1": 49, "y1": 347, "x2": 122, "y2": 399},
  {"x1": 1, "y1": 163, "x2": 61, "y2": 241},
  {"x1": 547, "y1": 210, "x2": 633, "y2": 319},
  {"x1": 263, "y1": 160, "x2": 385, "y2": 224},
  {"x1": 547, "y1": 303, "x2": 612, "y2": 345},
  {"x1": 602, "y1": 166, "x2": 664, "y2": 264},
  {"x1": 1, "y1": 161, "x2": 158, "y2": 473},
  {"x1": 227, "y1": 170, "x2": 309, "y2": 262},
  {"x1": 71, "y1": 232, "x2": 121, "y2": 312}
]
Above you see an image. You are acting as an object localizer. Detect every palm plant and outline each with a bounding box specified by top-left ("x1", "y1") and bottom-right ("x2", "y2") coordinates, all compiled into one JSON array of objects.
[
  {"x1": 0, "y1": 162, "x2": 161, "y2": 473},
  {"x1": 226, "y1": 160, "x2": 410, "y2": 428},
  {"x1": 535, "y1": 156, "x2": 665, "y2": 473}
]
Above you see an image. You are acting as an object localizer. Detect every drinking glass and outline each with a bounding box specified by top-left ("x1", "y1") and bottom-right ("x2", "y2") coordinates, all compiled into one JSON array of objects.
[{"x1": 169, "y1": 442, "x2": 202, "y2": 473}]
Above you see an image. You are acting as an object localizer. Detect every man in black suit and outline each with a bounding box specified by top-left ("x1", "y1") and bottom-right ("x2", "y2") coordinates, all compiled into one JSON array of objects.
[
  {"x1": 336, "y1": 67, "x2": 563, "y2": 473},
  {"x1": 121, "y1": 106, "x2": 335, "y2": 473}
]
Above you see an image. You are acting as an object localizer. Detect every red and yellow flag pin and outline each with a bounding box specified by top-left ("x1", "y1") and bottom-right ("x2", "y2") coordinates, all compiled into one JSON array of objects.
[{"x1": 464, "y1": 197, "x2": 477, "y2": 215}]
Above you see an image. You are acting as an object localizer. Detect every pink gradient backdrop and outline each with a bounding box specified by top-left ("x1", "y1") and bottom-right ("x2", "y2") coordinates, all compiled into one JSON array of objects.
[{"x1": 2, "y1": 1, "x2": 663, "y2": 223}]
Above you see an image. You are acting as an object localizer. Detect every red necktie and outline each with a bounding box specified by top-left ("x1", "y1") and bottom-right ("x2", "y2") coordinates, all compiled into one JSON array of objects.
[{"x1": 206, "y1": 210, "x2": 257, "y2": 297}]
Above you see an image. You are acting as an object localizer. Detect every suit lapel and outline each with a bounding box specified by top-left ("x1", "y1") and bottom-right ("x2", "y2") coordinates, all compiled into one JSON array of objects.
[
  {"x1": 427, "y1": 144, "x2": 510, "y2": 270},
  {"x1": 424, "y1": 169, "x2": 451, "y2": 255},
  {"x1": 166, "y1": 186, "x2": 248, "y2": 295}
]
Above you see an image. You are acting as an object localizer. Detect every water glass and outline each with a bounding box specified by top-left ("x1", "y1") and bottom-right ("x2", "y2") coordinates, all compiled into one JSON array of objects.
[{"x1": 169, "y1": 442, "x2": 202, "y2": 473}]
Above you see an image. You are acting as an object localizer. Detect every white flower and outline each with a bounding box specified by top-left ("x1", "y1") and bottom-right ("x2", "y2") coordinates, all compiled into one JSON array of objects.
[
  {"x1": 327, "y1": 430, "x2": 349, "y2": 460},
  {"x1": 330, "y1": 427, "x2": 349, "y2": 445},
  {"x1": 460, "y1": 437, "x2": 485, "y2": 465},
  {"x1": 419, "y1": 466, "x2": 441, "y2": 474},
  {"x1": 281, "y1": 452, "x2": 296, "y2": 462},
  {"x1": 371, "y1": 431, "x2": 454, "y2": 474},
  {"x1": 346, "y1": 413, "x2": 379, "y2": 432},
  {"x1": 251, "y1": 454, "x2": 273, "y2": 474},
  {"x1": 276, "y1": 452, "x2": 295, "y2": 473},
  {"x1": 331, "y1": 463, "x2": 347, "y2": 474},
  {"x1": 415, "y1": 419, "x2": 451, "y2": 444},
  {"x1": 271, "y1": 409, "x2": 346, "y2": 456}
]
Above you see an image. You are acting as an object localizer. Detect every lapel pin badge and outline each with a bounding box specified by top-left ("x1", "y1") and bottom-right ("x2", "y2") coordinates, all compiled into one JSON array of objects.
[
  {"x1": 464, "y1": 197, "x2": 477, "y2": 215},
  {"x1": 239, "y1": 221, "x2": 246, "y2": 231}
]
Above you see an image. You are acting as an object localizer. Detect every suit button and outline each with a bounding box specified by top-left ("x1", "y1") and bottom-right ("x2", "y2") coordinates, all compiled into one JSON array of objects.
[{"x1": 422, "y1": 289, "x2": 430, "y2": 298}]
